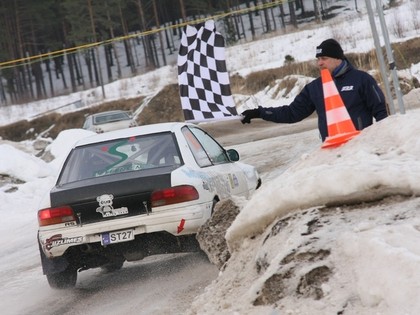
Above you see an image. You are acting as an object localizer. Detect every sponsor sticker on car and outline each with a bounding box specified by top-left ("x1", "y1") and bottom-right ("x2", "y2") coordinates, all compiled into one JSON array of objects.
[{"x1": 96, "y1": 194, "x2": 129, "y2": 218}]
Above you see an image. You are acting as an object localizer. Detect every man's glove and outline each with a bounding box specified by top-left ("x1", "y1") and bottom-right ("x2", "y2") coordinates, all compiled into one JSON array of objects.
[{"x1": 241, "y1": 108, "x2": 260, "y2": 124}]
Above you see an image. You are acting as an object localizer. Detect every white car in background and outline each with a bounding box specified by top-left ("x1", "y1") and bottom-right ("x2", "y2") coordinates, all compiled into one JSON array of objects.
[
  {"x1": 82, "y1": 110, "x2": 137, "y2": 133},
  {"x1": 37, "y1": 122, "x2": 261, "y2": 289}
]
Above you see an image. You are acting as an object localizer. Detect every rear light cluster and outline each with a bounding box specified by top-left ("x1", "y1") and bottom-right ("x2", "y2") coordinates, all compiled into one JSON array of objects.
[
  {"x1": 151, "y1": 185, "x2": 199, "y2": 207},
  {"x1": 38, "y1": 206, "x2": 76, "y2": 227},
  {"x1": 37, "y1": 185, "x2": 198, "y2": 226}
]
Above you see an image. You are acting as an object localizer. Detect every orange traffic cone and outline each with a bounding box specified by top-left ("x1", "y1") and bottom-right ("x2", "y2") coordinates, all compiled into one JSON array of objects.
[{"x1": 321, "y1": 69, "x2": 360, "y2": 149}]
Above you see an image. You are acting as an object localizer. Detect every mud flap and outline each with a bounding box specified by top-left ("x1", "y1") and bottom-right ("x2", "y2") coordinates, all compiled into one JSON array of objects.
[{"x1": 38, "y1": 243, "x2": 69, "y2": 275}]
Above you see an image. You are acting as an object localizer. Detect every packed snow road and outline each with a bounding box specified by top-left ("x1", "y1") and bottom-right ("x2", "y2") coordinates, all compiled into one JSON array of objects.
[
  {"x1": 1, "y1": 118, "x2": 319, "y2": 315},
  {"x1": 4, "y1": 252, "x2": 217, "y2": 315}
]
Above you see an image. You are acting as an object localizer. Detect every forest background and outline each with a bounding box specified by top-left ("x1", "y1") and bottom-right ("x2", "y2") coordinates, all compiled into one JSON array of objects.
[
  {"x1": 0, "y1": 0, "x2": 357, "y2": 106},
  {"x1": 1, "y1": 0, "x2": 419, "y2": 144}
]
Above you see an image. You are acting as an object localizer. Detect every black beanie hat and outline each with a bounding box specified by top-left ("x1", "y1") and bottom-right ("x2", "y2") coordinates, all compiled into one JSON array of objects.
[{"x1": 315, "y1": 39, "x2": 345, "y2": 59}]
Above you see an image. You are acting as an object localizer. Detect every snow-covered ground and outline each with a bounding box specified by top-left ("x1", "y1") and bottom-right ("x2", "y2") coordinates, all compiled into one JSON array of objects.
[
  {"x1": 188, "y1": 109, "x2": 420, "y2": 314},
  {"x1": 1, "y1": 0, "x2": 420, "y2": 126},
  {"x1": 1, "y1": 1, "x2": 420, "y2": 314}
]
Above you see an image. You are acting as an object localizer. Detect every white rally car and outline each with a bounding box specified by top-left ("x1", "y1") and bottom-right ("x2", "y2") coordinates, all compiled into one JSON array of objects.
[{"x1": 37, "y1": 122, "x2": 261, "y2": 289}]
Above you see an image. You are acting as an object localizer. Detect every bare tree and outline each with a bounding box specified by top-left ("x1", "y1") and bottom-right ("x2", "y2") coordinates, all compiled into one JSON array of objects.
[
  {"x1": 289, "y1": 0, "x2": 298, "y2": 28},
  {"x1": 152, "y1": 0, "x2": 167, "y2": 66},
  {"x1": 104, "y1": 0, "x2": 122, "y2": 79},
  {"x1": 179, "y1": 0, "x2": 187, "y2": 21},
  {"x1": 135, "y1": 0, "x2": 157, "y2": 68},
  {"x1": 245, "y1": 0, "x2": 256, "y2": 39},
  {"x1": 313, "y1": 0, "x2": 322, "y2": 22},
  {"x1": 87, "y1": 0, "x2": 105, "y2": 97}
]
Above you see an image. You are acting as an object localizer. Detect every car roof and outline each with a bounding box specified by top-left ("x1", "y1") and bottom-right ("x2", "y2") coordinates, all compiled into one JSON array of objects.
[{"x1": 75, "y1": 122, "x2": 194, "y2": 147}]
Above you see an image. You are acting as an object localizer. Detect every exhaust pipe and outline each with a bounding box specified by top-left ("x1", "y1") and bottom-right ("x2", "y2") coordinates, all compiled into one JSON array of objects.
[{"x1": 80, "y1": 244, "x2": 93, "y2": 253}]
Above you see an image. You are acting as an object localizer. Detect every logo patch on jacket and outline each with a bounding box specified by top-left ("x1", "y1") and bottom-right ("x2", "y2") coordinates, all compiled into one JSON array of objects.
[{"x1": 341, "y1": 86, "x2": 354, "y2": 91}]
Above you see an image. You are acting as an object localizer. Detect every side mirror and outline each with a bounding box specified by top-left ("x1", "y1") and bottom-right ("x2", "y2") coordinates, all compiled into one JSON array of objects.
[{"x1": 226, "y1": 149, "x2": 239, "y2": 162}]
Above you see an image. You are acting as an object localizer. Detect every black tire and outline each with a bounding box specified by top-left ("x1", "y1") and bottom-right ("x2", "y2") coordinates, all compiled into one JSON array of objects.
[
  {"x1": 46, "y1": 266, "x2": 77, "y2": 289},
  {"x1": 211, "y1": 198, "x2": 219, "y2": 215}
]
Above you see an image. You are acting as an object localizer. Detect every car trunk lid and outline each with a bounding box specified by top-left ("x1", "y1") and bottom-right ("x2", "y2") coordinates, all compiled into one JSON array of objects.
[{"x1": 50, "y1": 170, "x2": 171, "y2": 225}]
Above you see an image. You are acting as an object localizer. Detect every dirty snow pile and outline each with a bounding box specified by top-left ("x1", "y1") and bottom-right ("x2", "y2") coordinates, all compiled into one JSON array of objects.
[{"x1": 189, "y1": 108, "x2": 420, "y2": 315}]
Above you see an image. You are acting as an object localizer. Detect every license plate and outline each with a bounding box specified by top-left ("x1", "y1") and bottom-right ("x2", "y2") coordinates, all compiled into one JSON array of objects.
[{"x1": 101, "y1": 229, "x2": 134, "y2": 245}]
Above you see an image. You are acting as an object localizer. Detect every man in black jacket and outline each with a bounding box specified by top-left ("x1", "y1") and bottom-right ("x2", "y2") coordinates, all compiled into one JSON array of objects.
[{"x1": 241, "y1": 38, "x2": 389, "y2": 141}]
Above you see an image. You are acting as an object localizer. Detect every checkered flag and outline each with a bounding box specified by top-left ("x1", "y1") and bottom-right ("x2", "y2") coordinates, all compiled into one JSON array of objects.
[{"x1": 177, "y1": 20, "x2": 238, "y2": 122}]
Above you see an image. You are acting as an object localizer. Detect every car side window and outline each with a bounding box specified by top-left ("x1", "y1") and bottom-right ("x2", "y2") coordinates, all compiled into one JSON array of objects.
[
  {"x1": 184, "y1": 126, "x2": 229, "y2": 166},
  {"x1": 82, "y1": 117, "x2": 91, "y2": 129},
  {"x1": 182, "y1": 127, "x2": 212, "y2": 167}
]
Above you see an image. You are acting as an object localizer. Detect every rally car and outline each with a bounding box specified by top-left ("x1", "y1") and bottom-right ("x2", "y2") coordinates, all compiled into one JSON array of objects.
[{"x1": 37, "y1": 122, "x2": 261, "y2": 289}]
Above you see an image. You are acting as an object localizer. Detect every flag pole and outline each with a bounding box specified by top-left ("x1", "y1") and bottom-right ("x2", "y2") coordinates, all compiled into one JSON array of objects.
[
  {"x1": 365, "y1": 0, "x2": 395, "y2": 115},
  {"x1": 374, "y1": 0, "x2": 405, "y2": 114}
]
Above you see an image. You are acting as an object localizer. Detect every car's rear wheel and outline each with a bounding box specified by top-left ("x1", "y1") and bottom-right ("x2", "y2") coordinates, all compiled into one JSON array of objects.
[
  {"x1": 211, "y1": 197, "x2": 219, "y2": 215},
  {"x1": 46, "y1": 266, "x2": 77, "y2": 289}
]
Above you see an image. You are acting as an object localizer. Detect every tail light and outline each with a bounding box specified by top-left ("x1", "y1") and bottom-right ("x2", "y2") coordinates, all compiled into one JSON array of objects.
[
  {"x1": 38, "y1": 206, "x2": 76, "y2": 227},
  {"x1": 151, "y1": 185, "x2": 199, "y2": 207}
]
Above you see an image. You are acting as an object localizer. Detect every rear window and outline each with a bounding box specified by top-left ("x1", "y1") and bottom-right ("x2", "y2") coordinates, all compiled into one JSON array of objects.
[
  {"x1": 93, "y1": 112, "x2": 130, "y2": 125},
  {"x1": 57, "y1": 132, "x2": 181, "y2": 185}
]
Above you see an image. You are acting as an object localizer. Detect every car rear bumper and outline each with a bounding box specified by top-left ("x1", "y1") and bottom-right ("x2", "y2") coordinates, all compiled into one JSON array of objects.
[{"x1": 38, "y1": 202, "x2": 211, "y2": 258}]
